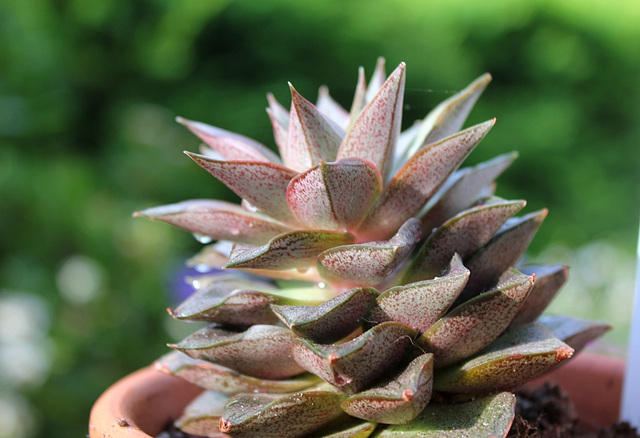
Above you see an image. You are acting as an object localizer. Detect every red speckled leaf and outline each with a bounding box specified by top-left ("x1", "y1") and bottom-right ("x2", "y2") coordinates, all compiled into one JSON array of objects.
[
  {"x1": 170, "y1": 324, "x2": 305, "y2": 379},
  {"x1": 348, "y1": 67, "x2": 367, "y2": 127},
  {"x1": 341, "y1": 353, "x2": 434, "y2": 424},
  {"x1": 286, "y1": 84, "x2": 344, "y2": 171},
  {"x1": 185, "y1": 152, "x2": 298, "y2": 224},
  {"x1": 155, "y1": 352, "x2": 320, "y2": 395},
  {"x1": 317, "y1": 85, "x2": 351, "y2": 129},
  {"x1": 357, "y1": 120, "x2": 495, "y2": 242},
  {"x1": 376, "y1": 392, "x2": 515, "y2": 438},
  {"x1": 318, "y1": 218, "x2": 422, "y2": 287},
  {"x1": 420, "y1": 152, "x2": 519, "y2": 233},
  {"x1": 369, "y1": 255, "x2": 469, "y2": 332},
  {"x1": 418, "y1": 270, "x2": 534, "y2": 368},
  {"x1": 405, "y1": 197, "x2": 525, "y2": 283},
  {"x1": 271, "y1": 287, "x2": 379, "y2": 343},
  {"x1": 134, "y1": 200, "x2": 292, "y2": 245},
  {"x1": 292, "y1": 322, "x2": 417, "y2": 394},
  {"x1": 287, "y1": 159, "x2": 382, "y2": 230},
  {"x1": 337, "y1": 62, "x2": 406, "y2": 180},
  {"x1": 226, "y1": 230, "x2": 355, "y2": 270},
  {"x1": 177, "y1": 117, "x2": 281, "y2": 164},
  {"x1": 510, "y1": 265, "x2": 569, "y2": 326},
  {"x1": 176, "y1": 390, "x2": 231, "y2": 438},
  {"x1": 460, "y1": 209, "x2": 547, "y2": 302},
  {"x1": 220, "y1": 388, "x2": 347, "y2": 438},
  {"x1": 433, "y1": 323, "x2": 573, "y2": 394},
  {"x1": 538, "y1": 315, "x2": 611, "y2": 354}
]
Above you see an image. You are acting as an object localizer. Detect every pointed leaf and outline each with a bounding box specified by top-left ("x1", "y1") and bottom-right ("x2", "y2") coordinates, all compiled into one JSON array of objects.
[
  {"x1": 156, "y1": 352, "x2": 320, "y2": 395},
  {"x1": 317, "y1": 85, "x2": 351, "y2": 129},
  {"x1": 357, "y1": 120, "x2": 495, "y2": 242},
  {"x1": 338, "y1": 62, "x2": 406, "y2": 180},
  {"x1": 341, "y1": 353, "x2": 434, "y2": 424},
  {"x1": 271, "y1": 287, "x2": 379, "y2": 343},
  {"x1": 286, "y1": 84, "x2": 343, "y2": 171},
  {"x1": 292, "y1": 322, "x2": 417, "y2": 394},
  {"x1": 418, "y1": 270, "x2": 534, "y2": 368},
  {"x1": 364, "y1": 57, "x2": 387, "y2": 103},
  {"x1": 348, "y1": 67, "x2": 367, "y2": 127},
  {"x1": 390, "y1": 121, "x2": 422, "y2": 175},
  {"x1": 433, "y1": 323, "x2": 573, "y2": 394},
  {"x1": 538, "y1": 315, "x2": 612, "y2": 354},
  {"x1": 219, "y1": 389, "x2": 347, "y2": 438},
  {"x1": 318, "y1": 218, "x2": 422, "y2": 287},
  {"x1": 134, "y1": 200, "x2": 292, "y2": 245},
  {"x1": 510, "y1": 265, "x2": 569, "y2": 326},
  {"x1": 287, "y1": 159, "x2": 382, "y2": 230},
  {"x1": 176, "y1": 390, "x2": 231, "y2": 438},
  {"x1": 376, "y1": 392, "x2": 515, "y2": 438},
  {"x1": 177, "y1": 117, "x2": 281, "y2": 164},
  {"x1": 226, "y1": 230, "x2": 355, "y2": 270},
  {"x1": 369, "y1": 255, "x2": 469, "y2": 332},
  {"x1": 405, "y1": 197, "x2": 525, "y2": 283},
  {"x1": 266, "y1": 92, "x2": 290, "y2": 162},
  {"x1": 170, "y1": 324, "x2": 305, "y2": 379},
  {"x1": 186, "y1": 152, "x2": 298, "y2": 223}
]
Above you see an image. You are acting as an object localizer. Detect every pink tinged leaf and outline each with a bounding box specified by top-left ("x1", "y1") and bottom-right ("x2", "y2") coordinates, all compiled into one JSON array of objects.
[
  {"x1": 405, "y1": 198, "x2": 526, "y2": 283},
  {"x1": 225, "y1": 230, "x2": 355, "y2": 270},
  {"x1": 267, "y1": 92, "x2": 290, "y2": 128},
  {"x1": 177, "y1": 117, "x2": 281, "y2": 164},
  {"x1": 266, "y1": 93, "x2": 290, "y2": 161},
  {"x1": 134, "y1": 200, "x2": 292, "y2": 245},
  {"x1": 185, "y1": 152, "x2": 298, "y2": 224},
  {"x1": 433, "y1": 323, "x2": 574, "y2": 394},
  {"x1": 271, "y1": 287, "x2": 379, "y2": 343},
  {"x1": 340, "y1": 353, "x2": 434, "y2": 425},
  {"x1": 348, "y1": 67, "x2": 367, "y2": 127},
  {"x1": 375, "y1": 392, "x2": 516, "y2": 438},
  {"x1": 420, "y1": 152, "x2": 519, "y2": 234},
  {"x1": 287, "y1": 159, "x2": 382, "y2": 231},
  {"x1": 169, "y1": 324, "x2": 305, "y2": 379},
  {"x1": 510, "y1": 265, "x2": 569, "y2": 326},
  {"x1": 176, "y1": 390, "x2": 231, "y2": 438},
  {"x1": 357, "y1": 120, "x2": 495, "y2": 242},
  {"x1": 155, "y1": 352, "x2": 320, "y2": 395},
  {"x1": 538, "y1": 315, "x2": 612, "y2": 355},
  {"x1": 292, "y1": 322, "x2": 417, "y2": 394},
  {"x1": 417, "y1": 270, "x2": 535, "y2": 368},
  {"x1": 317, "y1": 218, "x2": 422, "y2": 287},
  {"x1": 187, "y1": 243, "x2": 231, "y2": 269},
  {"x1": 317, "y1": 85, "x2": 351, "y2": 130},
  {"x1": 365, "y1": 57, "x2": 387, "y2": 103},
  {"x1": 337, "y1": 62, "x2": 406, "y2": 180},
  {"x1": 460, "y1": 209, "x2": 548, "y2": 302},
  {"x1": 369, "y1": 255, "x2": 469, "y2": 332},
  {"x1": 390, "y1": 120, "x2": 423, "y2": 175},
  {"x1": 219, "y1": 389, "x2": 347, "y2": 438}
]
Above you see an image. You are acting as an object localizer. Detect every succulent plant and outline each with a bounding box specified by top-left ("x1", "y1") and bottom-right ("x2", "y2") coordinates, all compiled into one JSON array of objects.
[{"x1": 137, "y1": 59, "x2": 611, "y2": 438}]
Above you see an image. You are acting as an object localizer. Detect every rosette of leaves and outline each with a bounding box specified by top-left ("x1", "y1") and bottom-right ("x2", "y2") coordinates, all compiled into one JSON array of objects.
[{"x1": 139, "y1": 59, "x2": 611, "y2": 438}]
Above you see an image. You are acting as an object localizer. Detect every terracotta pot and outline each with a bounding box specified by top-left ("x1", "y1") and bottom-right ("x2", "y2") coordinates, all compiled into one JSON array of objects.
[{"x1": 89, "y1": 352, "x2": 626, "y2": 437}]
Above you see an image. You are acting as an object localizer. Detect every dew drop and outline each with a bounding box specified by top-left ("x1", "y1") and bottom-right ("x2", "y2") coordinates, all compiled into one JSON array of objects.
[
  {"x1": 192, "y1": 280, "x2": 202, "y2": 290},
  {"x1": 230, "y1": 228, "x2": 240, "y2": 236},
  {"x1": 317, "y1": 282, "x2": 326, "y2": 289},
  {"x1": 193, "y1": 233, "x2": 213, "y2": 244}
]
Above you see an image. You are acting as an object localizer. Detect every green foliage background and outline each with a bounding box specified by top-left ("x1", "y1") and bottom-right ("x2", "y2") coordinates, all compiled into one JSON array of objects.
[{"x1": 0, "y1": 0, "x2": 638, "y2": 436}]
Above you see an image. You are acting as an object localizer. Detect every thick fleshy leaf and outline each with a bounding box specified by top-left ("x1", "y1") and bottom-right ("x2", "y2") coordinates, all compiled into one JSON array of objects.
[
  {"x1": 341, "y1": 353, "x2": 434, "y2": 424},
  {"x1": 226, "y1": 230, "x2": 355, "y2": 270},
  {"x1": 460, "y1": 209, "x2": 547, "y2": 301},
  {"x1": 433, "y1": 323, "x2": 573, "y2": 394},
  {"x1": 317, "y1": 85, "x2": 351, "y2": 129},
  {"x1": 177, "y1": 117, "x2": 281, "y2": 164},
  {"x1": 266, "y1": 93, "x2": 290, "y2": 161},
  {"x1": 420, "y1": 152, "x2": 519, "y2": 233},
  {"x1": 134, "y1": 200, "x2": 292, "y2": 245},
  {"x1": 318, "y1": 218, "x2": 422, "y2": 287},
  {"x1": 308, "y1": 417, "x2": 377, "y2": 438},
  {"x1": 417, "y1": 270, "x2": 534, "y2": 368},
  {"x1": 287, "y1": 159, "x2": 382, "y2": 230},
  {"x1": 348, "y1": 67, "x2": 367, "y2": 127},
  {"x1": 405, "y1": 198, "x2": 525, "y2": 283},
  {"x1": 369, "y1": 255, "x2": 469, "y2": 332},
  {"x1": 219, "y1": 388, "x2": 347, "y2": 438},
  {"x1": 337, "y1": 62, "x2": 406, "y2": 180},
  {"x1": 271, "y1": 287, "x2": 379, "y2": 343},
  {"x1": 176, "y1": 390, "x2": 231, "y2": 438},
  {"x1": 375, "y1": 392, "x2": 515, "y2": 438},
  {"x1": 538, "y1": 315, "x2": 611, "y2": 354},
  {"x1": 286, "y1": 84, "x2": 344, "y2": 171},
  {"x1": 292, "y1": 322, "x2": 417, "y2": 394},
  {"x1": 156, "y1": 352, "x2": 320, "y2": 395},
  {"x1": 170, "y1": 324, "x2": 305, "y2": 379},
  {"x1": 357, "y1": 120, "x2": 495, "y2": 242},
  {"x1": 185, "y1": 152, "x2": 298, "y2": 223},
  {"x1": 510, "y1": 265, "x2": 569, "y2": 326},
  {"x1": 365, "y1": 57, "x2": 387, "y2": 103}
]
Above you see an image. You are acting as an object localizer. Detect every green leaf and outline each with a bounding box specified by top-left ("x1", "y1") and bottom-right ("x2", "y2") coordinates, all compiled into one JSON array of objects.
[
  {"x1": 308, "y1": 416, "x2": 377, "y2": 438},
  {"x1": 375, "y1": 392, "x2": 515, "y2": 438},
  {"x1": 341, "y1": 354, "x2": 434, "y2": 424},
  {"x1": 175, "y1": 390, "x2": 231, "y2": 438},
  {"x1": 510, "y1": 265, "x2": 569, "y2": 326},
  {"x1": 538, "y1": 315, "x2": 612, "y2": 354}
]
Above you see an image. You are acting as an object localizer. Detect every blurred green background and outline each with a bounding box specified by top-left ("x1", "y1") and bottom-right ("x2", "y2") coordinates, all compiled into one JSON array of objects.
[{"x1": 0, "y1": 0, "x2": 638, "y2": 436}]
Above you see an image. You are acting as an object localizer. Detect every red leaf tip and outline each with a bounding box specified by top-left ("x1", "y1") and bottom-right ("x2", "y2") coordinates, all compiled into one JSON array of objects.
[
  {"x1": 219, "y1": 417, "x2": 232, "y2": 433},
  {"x1": 402, "y1": 388, "x2": 414, "y2": 402}
]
